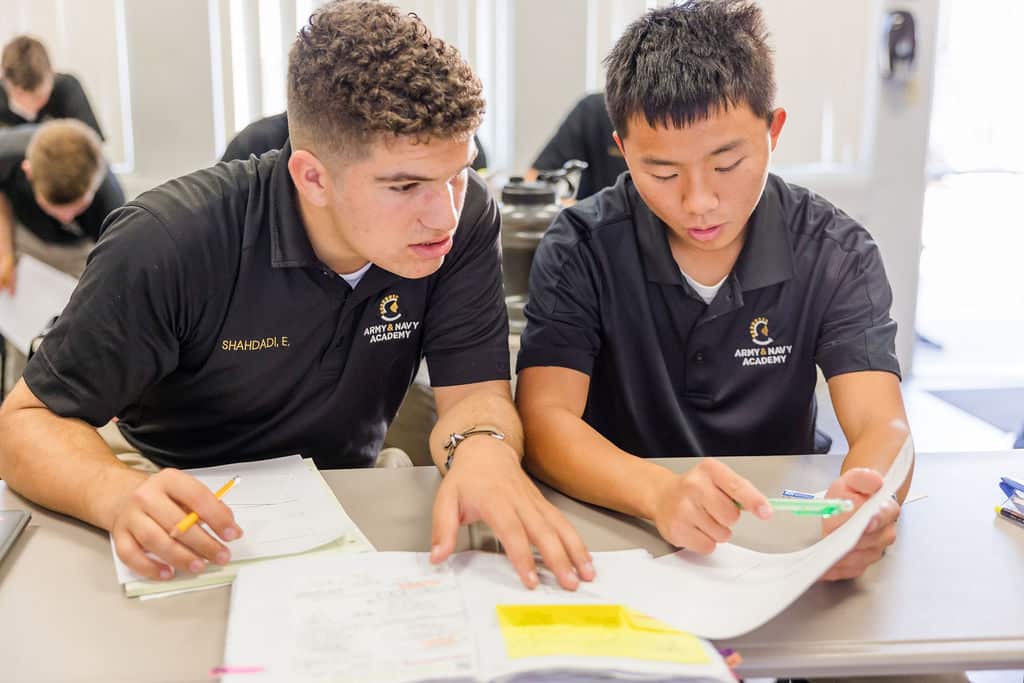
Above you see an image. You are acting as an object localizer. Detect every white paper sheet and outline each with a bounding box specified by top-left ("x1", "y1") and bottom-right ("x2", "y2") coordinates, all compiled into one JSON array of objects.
[
  {"x1": 0, "y1": 254, "x2": 77, "y2": 354},
  {"x1": 603, "y1": 436, "x2": 916, "y2": 639},
  {"x1": 111, "y1": 455, "x2": 354, "y2": 585},
  {"x1": 224, "y1": 553, "x2": 479, "y2": 683}
]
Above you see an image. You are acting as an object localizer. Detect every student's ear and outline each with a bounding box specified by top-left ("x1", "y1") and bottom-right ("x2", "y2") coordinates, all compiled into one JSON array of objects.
[
  {"x1": 20, "y1": 159, "x2": 32, "y2": 181},
  {"x1": 768, "y1": 108, "x2": 787, "y2": 152},
  {"x1": 287, "y1": 149, "x2": 331, "y2": 208},
  {"x1": 612, "y1": 131, "x2": 626, "y2": 161}
]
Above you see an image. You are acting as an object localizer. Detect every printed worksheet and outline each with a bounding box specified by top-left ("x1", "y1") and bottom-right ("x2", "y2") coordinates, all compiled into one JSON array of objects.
[
  {"x1": 111, "y1": 455, "x2": 364, "y2": 588},
  {"x1": 605, "y1": 435, "x2": 916, "y2": 638}
]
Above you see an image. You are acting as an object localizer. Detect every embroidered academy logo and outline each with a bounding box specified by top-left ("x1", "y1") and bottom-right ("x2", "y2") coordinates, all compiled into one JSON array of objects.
[
  {"x1": 735, "y1": 315, "x2": 792, "y2": 367},
  {"x1": 749, "y1": 316, "x2": 773, "y2": 346},
  {"x1": 379, "y1": 294, "x2": 401, "y2": 322},
  {"x1": 364, "y1": 293, "x2": 421, "y2": 344}
]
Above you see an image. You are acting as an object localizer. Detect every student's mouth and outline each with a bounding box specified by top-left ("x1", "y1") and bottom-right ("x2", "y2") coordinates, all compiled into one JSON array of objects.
[
  {"x1": 409, "y1": 234, "x2": 454, "y2": 259},
  {"x1": 687, "y1": 223, "x2": 724, "y2": 242}
]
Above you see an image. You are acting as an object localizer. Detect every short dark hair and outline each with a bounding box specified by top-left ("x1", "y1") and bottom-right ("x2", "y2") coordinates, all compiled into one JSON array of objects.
[
  {"x1": 287, "y1": 0, "x2": 485, "y2": 162},
  {"x1": 26, "y1": 119, "x2": 104, "y2": 205},
  {"x1": 604, "y1": 0, "x2": 775, "y2": 138},
  {"x1": 2, "y1": 36, "x2": 53, "y2": 91}
]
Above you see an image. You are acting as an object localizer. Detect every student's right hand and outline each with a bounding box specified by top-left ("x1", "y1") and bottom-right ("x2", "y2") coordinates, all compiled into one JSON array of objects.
[
  {"x1": 109, "y1": 469, "x2": 243, "y2": 580},
  {"x1": 652, "y1": 458, "x2": 772, "y2": 552},
  {"x1": 0, "y1": 251, "x2": 15, "y2": 294}
]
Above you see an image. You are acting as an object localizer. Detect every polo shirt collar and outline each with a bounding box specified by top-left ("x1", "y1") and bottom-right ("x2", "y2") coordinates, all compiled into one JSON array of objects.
[
  {"x1": 632, "y1": 179, "x2": 683, "y2": 286},
  {"x1": 269, "y1": 141, "x2": 319, "y2": 269},
  {"x1": 732, "y1": 175, "x2": 795, "y2": 291},
  {"x1": 632, "y1": 173, "x2": 794, "y2": 292},
  {"x1": 267, "y1": 142, "x2": 403, "y2": 303}
]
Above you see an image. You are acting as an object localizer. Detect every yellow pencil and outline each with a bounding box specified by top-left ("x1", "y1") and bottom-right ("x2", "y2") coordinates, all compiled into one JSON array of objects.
[{"x1": 169, "y1": 476, "x2": 240, "y2": 539}]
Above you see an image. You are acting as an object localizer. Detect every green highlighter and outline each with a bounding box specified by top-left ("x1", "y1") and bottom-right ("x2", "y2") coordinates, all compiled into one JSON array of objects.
[{"x1": 766, "y1": 497, "x2": 854, "y2": 518}]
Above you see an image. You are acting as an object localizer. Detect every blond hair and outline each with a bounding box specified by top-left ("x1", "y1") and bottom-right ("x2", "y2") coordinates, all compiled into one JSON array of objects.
[{"x1": 26, "y1": 119, "x2": 104, "y2": 205}]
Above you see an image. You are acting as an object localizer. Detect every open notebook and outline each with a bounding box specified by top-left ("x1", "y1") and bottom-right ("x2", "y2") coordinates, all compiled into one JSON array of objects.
[
  {"x1": 223, "y1": 550, "x2": 736, "y2": 683},
  {"x1": 109, "y1": 455, "x2": 374, "y2": 598},
  {"x1": 220, "y1": 435, "x2": 916, "y2": 680}
]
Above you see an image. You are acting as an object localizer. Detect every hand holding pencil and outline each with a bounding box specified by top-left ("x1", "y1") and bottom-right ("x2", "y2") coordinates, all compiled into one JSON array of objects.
[
  {"x1": 108, "y1": 469, "x2": 244, "y2": 582},
  {"x1": 170, "y1": 475, "x2": 240, "y2": 538}
]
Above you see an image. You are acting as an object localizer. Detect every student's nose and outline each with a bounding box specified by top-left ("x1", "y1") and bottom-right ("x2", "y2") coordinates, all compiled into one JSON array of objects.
[
  {"x1": 421, "y1": 181, "x2": 459, "y2": 233},
  {"x1": 680, "y1": 171, "x2": 719, "y2": 218}
]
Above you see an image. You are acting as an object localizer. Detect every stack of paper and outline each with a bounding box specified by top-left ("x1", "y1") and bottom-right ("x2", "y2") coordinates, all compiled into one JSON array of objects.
[
  {"x1": 0, "y1": 254, "x2": 77, "y2": 355},
  {"x1": 110, "y1": 455, "x2": 374, "y2": 598}
]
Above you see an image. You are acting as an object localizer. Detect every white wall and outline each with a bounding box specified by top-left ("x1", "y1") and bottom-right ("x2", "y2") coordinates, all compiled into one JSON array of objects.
[
  {"x1": 1, "y1": 0, "x2": 935, "y2": 370},
  {"x1": 0, "y1": 0, "x2": 920, "y2": 182},
  {"x1": 123, "y1": 0, "x2": 218, "y2": 189}
]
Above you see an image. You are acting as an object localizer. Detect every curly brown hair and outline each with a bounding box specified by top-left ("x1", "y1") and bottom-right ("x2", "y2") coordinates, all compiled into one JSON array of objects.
[
  {"x1": 26, "y1": 119, "x2": 104, "y2": 205},
  {"x1": 287, "y1": 0, "x2": 484, "y2": 162},
  {"x1": 2, "y1": 36, "x2": 53, "y2": 92}
]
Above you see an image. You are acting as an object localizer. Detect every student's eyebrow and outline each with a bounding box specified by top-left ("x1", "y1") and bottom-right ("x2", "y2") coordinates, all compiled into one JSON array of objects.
[
  {"x1": 374, "y1": 160, "x2": 475, "y2": 184},
  {"x1": 375, "y1": 172, "x2": 433, "y2": 183},
  {"x1": 638, "y1": 156, "x2": 679, "y2": 167},
  {"x1": 638, "y1": 139, "x2": 745, "y2": 167},
  {"x1": 708, "y1": 139, "x2": 744, "y2": 156}
]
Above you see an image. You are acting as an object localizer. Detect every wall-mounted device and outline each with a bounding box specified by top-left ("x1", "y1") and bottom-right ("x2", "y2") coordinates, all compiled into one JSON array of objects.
[{"x1": 880, "y1": 10, "x2": 916, "y2": 81}]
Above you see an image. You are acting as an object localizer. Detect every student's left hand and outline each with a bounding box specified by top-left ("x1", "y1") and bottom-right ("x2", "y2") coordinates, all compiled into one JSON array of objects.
[
  {"x1": 0, "y1": 251, "x2": 15, "y2": 295},
  {"x1": 429, "y1": 435, "x2": 595, "y2": 591},
  {"x1": 820, "y1": 467, "x2": 900, "y2": 581}
]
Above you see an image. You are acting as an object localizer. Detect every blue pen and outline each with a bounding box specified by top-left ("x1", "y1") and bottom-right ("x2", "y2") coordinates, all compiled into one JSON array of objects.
[
  {"x1": 997, "y1": 477, "x2": 1024, "y2": 513},
  {"x1": 782, "y1": 488, "x2": 816, "y2": 499},
  {"x1": 999, "y1": 476, "x2": 1024, "y2": 500}
]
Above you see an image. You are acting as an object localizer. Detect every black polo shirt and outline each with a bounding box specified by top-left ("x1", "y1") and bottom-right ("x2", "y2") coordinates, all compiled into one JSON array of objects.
[
  {"x1": 23, "y1": 143, "x2": 510, "y2": 469},
  {"x1": 533, "y1": 93, "x2": 628, "y2": 201},
  {"x1": 220, "y1": 113, "x2": 291, "y2": 163},
  {"x1": 0, "y1": 73, "x2": 105, "y2": 139},
  {"x1": 517, "y1": 173, "x2": 900, "y2": 458},
  {"x1": 0, "y1": 124, "x2": 124, "y2": 243},
  {"x1": 221, "y1": 112, "x2": 489, "y2": 172}
]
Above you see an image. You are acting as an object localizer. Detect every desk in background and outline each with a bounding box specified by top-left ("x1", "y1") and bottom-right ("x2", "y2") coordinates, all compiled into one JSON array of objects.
[{"x1": 1, "y1": 451, "x2": 1022, "y2": 681}]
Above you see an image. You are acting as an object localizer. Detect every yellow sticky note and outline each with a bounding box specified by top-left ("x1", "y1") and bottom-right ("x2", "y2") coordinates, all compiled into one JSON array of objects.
[{"x1": 496, "y1": 604, "x2": 709, "y2": 664}]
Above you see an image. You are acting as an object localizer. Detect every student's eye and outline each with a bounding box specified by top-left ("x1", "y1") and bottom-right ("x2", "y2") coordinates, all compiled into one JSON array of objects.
[
  {"x1": 715, "y1": 158, "x2": 744, "y2": 173},
  {"x1": 390, "y1": 183, "x2": 419, "y2": 193},
  {"x1": 651, "y1": 173, "x2": 678, "y2": 182}
]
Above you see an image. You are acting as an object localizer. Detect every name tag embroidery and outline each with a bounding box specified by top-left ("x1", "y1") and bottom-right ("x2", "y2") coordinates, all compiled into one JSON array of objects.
[{"x1": 221, "y1": 336, "x2": 290, "y2": 351}]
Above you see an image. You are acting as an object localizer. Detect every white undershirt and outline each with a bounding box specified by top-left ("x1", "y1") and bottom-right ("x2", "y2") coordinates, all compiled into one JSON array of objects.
[
  {"x1": 338, "y1": 262, "x2": 373, "y2": 289},
  {"x1": 680, "y1": 269, "x2": 728, "y2": 305}
]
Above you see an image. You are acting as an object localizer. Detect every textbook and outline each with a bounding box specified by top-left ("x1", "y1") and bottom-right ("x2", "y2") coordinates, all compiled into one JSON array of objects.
[
  {"x1": 109, "y1": 455, "x2": 374, "y2": 598},
  {"x1": 222, "y1": 550, "x2": 736, "y2": 683}
]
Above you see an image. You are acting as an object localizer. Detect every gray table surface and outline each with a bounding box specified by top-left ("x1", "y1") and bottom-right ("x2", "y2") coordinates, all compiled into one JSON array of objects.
[{"x1": 1, "y1": 450, "x2": 1022, "y2": 681}]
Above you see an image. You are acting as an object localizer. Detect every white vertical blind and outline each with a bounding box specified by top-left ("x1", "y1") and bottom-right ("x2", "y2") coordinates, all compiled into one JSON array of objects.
[
  {"x1": 228, "y1": 0, "x2": 254, "y2": 135},
  {"x1": 257, "y1": 0, "x2": 286, "y2": 117}
]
